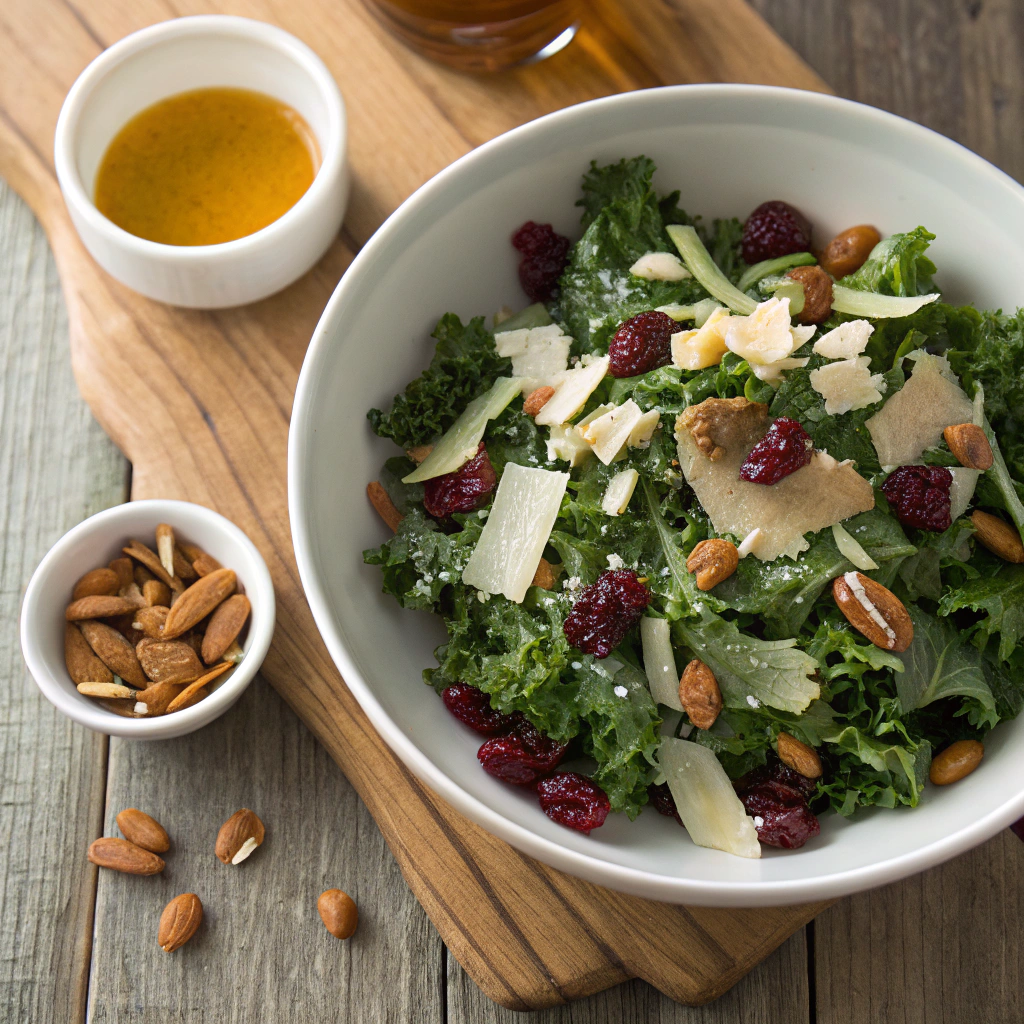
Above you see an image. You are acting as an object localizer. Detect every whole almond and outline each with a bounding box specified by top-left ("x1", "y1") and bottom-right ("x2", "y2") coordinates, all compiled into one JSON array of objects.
[
  {"x1": 180, "y1": 631, "x2": 206, "y2": 658},
  {"x1": 215, "y1": 808, "x2": 265, "y2": 865},
  {"x1": 98, "y1": 698, "x2": 142, "y2": 718},
  {"x1": 819, "y1": 224, "x2": 882, "y2": 279},
  {"x1": 787, "y1": 265, "x2": 834, "y2": 325},
  {"x1": 191, "y1": 552, "x2": 224, "y2": 578},
  {"x1": 123, "y1": 540, "x2": 184, "y2": 593},
  {"x1": 88, "y1": 837, "x2": 165, "y2": 875},
  {"x1": 66, "y1": 595, "x2": 136, "y2": 621},
  {"x1": 317, "y1": 888, "x2": 358, "y2": 940},
  {"x1": 523, "y1": 386, "x2": 556, "y2": 417},
  {"x1": 158, "y1": 893, "x2": 203, "y2": 952},
  {"x1": 65, "y1": 623, "x2": 114, "y2": 684},
  {"x1": 165, "y1": 663, "x2": 232, "y2": 714},
  {"x1": 202, "y1": 594, "x2": 251, "y2": 664},
  {"x1": 944, "y1": 422, "x2": 993, "y2": 471},
  {"x1": 685, "y1": 538, "x2": 739, "y2": 590},
  {"x1": 971, "y1": 510, "x2": 1024, "y2": 563},
  {"x1": 134, "y1": 681, "x2": 184, "y2": 717},
  {"x1": 108, "y1": 557, "x2": 135, "y2": 591},
  {"x1": 78, "y1": 620, "x2": 148, "y2": 687},
  {"x1": 776, "y1": 732, "x2": 823, "y2": 779},
  {"x1": 176, "y1": 541, "x2": 207, "y2": 564},
  {"x1": 832, "y1": 571, "x2": 913, "y2": 652},
  {"x1": 133, "y1": 605, "x2": 170, "y2": 639},
  {"x1": 77, "y1": 681, "x2": 138, "y2": 699},
  {"x1": 143, "y1": 580, "x2": 172, "y2": 607},
  {"x1": 136, "y1": 638, "x2": 205, "y2": 685},
  {"x1": 117, "y1": 808, "x2": 170, "y2": 853},
  {"x1": 162, "y1": 569, "x2": 236, "y2": 639},
  {"x1": 72, "y1": 567, "x2": 120, "y2": 601},
  {"x1": 155, "y1": 523, "x2": 176, "y2": 577},
  {"x1": 678, "y1": 659, "x2": 723, "y2": 731},
  {"x1": 929, "y1": 739, "x2": 984, "y2": 785}
]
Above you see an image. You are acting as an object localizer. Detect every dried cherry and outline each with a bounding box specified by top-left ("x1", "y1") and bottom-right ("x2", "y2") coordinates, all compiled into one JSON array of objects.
[
  {"x1": 608, "y1": 310, "x2": 676, "y2": 378},
  {"x1": 881, "y1": 465, "x2": 953, "y2": 533},
  {"x1": 441, "y1": 684, "x2": 516, "y2": 736},
  {"x1": 511, "y1": 221, "x2": 571, "y2": 302},
  {"x1": 562, "y1": 569, "x2": 651, "y2": 659},
  {"x1": 477, "y1": 717, "x2": 567, "y2": 786},
  {"x1": 742, "y1": 201, "x2": 813, "y2": 264},
  {"x1": 422, "y1": 442, "x2": 497, "y2": 519},
  {"x1": 648, "y1": 782, "x2": 683, "y2": 826},
  {"x1": 734, "y1": 758, "x2": 820, "y2": 850},
  {"x1": 536, "y1": 772, "x2": 611, "y2": 834},
  {"x1": 739, "y1": 417, "x2": 813, "y2": 485}
]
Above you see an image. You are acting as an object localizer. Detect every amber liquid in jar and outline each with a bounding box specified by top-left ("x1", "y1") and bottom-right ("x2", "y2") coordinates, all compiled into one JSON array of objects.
[{"x1": 364, "y1": 0, "x2": 580, "y2": 71}]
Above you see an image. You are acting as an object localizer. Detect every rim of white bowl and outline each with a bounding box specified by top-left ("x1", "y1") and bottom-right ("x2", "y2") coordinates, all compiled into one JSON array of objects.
[
  {"x1": 289, "y1": 84, "x2": 1024, "y2": 905},
  {"x1": 53, "y1": 15, "x2": 346, "y2": 262},
  {"x1": 21, "y1": 499, "x2": 276, "y2": 738}
]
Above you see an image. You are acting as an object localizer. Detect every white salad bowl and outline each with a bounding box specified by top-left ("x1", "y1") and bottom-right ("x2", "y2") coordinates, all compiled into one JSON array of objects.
[{"x1": 289, "y1": 85, "x2": 1024, "y2": 906}]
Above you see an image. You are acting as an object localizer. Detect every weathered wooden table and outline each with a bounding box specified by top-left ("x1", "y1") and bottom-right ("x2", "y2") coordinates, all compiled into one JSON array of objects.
[{"x1": 2, "y1": 2, "x2": 1023, "y2": 1021}]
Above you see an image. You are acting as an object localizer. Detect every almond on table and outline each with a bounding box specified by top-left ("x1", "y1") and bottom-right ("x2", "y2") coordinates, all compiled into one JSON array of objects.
[{"x1": 215, "y1": 808, "x2": 265, "y2": 865}]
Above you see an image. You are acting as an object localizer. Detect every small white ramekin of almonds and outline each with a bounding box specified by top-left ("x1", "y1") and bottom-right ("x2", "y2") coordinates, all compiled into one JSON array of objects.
[{"x1": 21, "y1": 500, "x2": 275, "y2": 738}]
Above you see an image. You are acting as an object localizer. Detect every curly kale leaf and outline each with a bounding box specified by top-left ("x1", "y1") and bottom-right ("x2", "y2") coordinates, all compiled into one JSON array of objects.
[
  {"x1": 840, "y1": 226, "x2": 937, "y2": 297},
  {"x1": 368, "y1": 314, "x2": 510, "y2": 449}
]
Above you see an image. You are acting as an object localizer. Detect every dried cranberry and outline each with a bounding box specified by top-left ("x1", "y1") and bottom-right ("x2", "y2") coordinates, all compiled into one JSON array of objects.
[
  {"x1": 648, "y1": 782, "x2": 683, "y2": 826},
  {"x1": 477, "y1": 717, "x2": 567, "y2": 786},
  {"x1": 422, "y1": 442, "x2": 496, "y2": 519},
  {"x1": 881, "y1": 465, "x2": 953, "y2": 533},
  {"x1": 536, "y1": 772, "x2": 611, "y2": 834},
  {"x1": 742, "y1": 201, "x2": 813, "y2": 264},
  {"x1": 734, "y1": 758, "x2": 820, "y2": 850},
  {"x1": 441, "y1": 684, "x2": 516, "y2": 736},
  {"x1": 608, "y1": 310, "x2": 676, "y2": 378},
  {"x1": 563, "y1": 569, "x2": 651, "y2": 659},
  {"x1": 511, "y1": 221, "x2": 571, "y2": 303},
  {"x1": 739, "y1": 417, "x2": 813, "y2": 485},
  {"x1": 735, "y1": 760, "x2": 817, "y2": 802}
]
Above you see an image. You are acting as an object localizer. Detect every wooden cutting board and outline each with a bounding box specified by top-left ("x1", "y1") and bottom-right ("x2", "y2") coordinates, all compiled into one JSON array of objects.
[{"x1": 0, "y1": 0, "x2": 834, "y2": 1009}]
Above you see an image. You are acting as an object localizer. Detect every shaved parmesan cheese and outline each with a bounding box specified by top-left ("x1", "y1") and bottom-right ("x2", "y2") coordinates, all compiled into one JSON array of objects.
[
  {"x1": 949, "y1": 466, "x2": 981, "y2": 521},
  {"x1": 534, "y1": 355, "x2": 610, "y2": 426},
  {"x1": 629, "y1": 409, "x2": 661, "y2": 448},
  {"x1": 866, "y1": 353, "x2": 974, "y2": 466},
  {"x1": 751, "y1": 356, "x2": 809, "y2": 383},
  {"x1": 813, "y1": 320, "x2": 873, "y2": 359},
  {"x1": 676, "y1": 408, "x2": 875, "y2": 561},
  {"x1": 630, "y1": 251, "x2": 692, "y2": 281},
  {"x1": 809, "y1": 357, "x2": 886, "y2": 414},
  {"x1": 724, "y1": 297, "x2": 814, "y2": 367},
  {"x1": 832, "y1": 522, "x2": 879, "y2": 570},
  {"x1": 601, "y1": 468, "x2": 639, "y2": 516},
  {"x1": 494, "y1": 324, "x2": 571, "y2": 384},
  {"x1": 736, "y1": 528, "x2": 762, "y2": 558},
  {"x1": 462, "y1": 465, "x2": 569, "y2": 603},
  {"x1": 659, "y1": 738, "x2": 761, "y2": 859},
  {"x1": 545, "y1": 424, "x2": 593, "y2": 467},
  {"x1": 640, "y1": 617, "x2": 683, "y2": 711},
  {"x1": 671, "y1": 306, "x2": 731, "y2": 371},
  {"x1": 581, "y1": 401, "x2": 645, "y2": 464}
]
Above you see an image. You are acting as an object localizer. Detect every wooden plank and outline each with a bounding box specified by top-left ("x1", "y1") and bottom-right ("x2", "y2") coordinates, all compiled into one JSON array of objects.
[
  {"x1": 0, "y1": 180, "x2": 127, "y2": 1022},
  {"x1": 0, "y1": 0, "x2": 835, "y2": 1009},
  {"x1": 88, "y1": 675, "x2": 444, "y2": 1024}
]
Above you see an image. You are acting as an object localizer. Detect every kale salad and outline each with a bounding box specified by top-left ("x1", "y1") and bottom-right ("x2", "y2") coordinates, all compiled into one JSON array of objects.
[{"x1": 363, "y1": 156, "x2": 1024, "y2": 857}]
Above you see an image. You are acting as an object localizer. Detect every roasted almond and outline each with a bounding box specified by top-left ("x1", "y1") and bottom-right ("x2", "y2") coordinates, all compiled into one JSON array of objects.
[
  {"x1": 133, "y1": 681, "x2": 184, "y2": 717},
  {"x1": 832, "y1": 571, "x2": 913, "y2": 652},
  {"x1": 164, "y1": 662, "x2": 232, "y2": 714},
  {"x1": 406, "y1": 444, "x2": 433, "y2": 465},
  {"x1": 72, "y1": 567, "x2": 120, "y2": 601},
  {"x1": 971, "y1": 510, "x2": 1024, "y2": 563},
  {"x1": 191, "y1": 552, "x2": 224, "y2": 577},
  {"x1": 787, "y1": 265, "x2": 833, "y2": 325},
  {"x1": 317, "y1": 888, "x2": 358, "y2": 940},
  {"x1": 215, "y1": 808, "x2": 265, "y2": 865},
  {"x1": 98, "y1": 698, "x2": 142, "y2": 718},
  {"x1": 123, "y1": 540, "x2": 184, "y2": 594},
  {"x1": 158, "y1": 893, "x2": 203, "y2": 952},
  {"x1": 136, "y1": 638, "x2": 205, "y2": 685},
  {"x1": 118, "y1": 581, "x2": 147, "y2": 610},
  {"x1": 108, "y1": 557, "x2": 135, "y2": 591},
  {"x1": 143, "y1": 579, "x2": 172, "y2": 607},
  {"x1": 523, "y1": 386, "x2": 556, "y2": 417},
  {"x1": 929, "y1": 739, "x2": 984, "y2": 785},
  {"x1": 77, "y1": 681, "x2": 137, "y2": 699},
  {"x1": 531, "y1": 557, "x2": 557, "y2": 591},
  {"x1": 367, "y1": 481, "x2": 403, "y2": 533},
  {"x1": 134, "y1": 563, "x2": 157, "y2": 588},
  {"x1": 201, "y1": 594, "x2": 251, "y2": 664},
  {"x1": 133, "y1": 605, "x2": 170, "y2": 639},
  {"x1": 66, "y1": 595, "x2": 136, "y2": 621},
  {"x1": 117, "y1": 808, "x2": 170, "y2": 853},
  {"x1": 685, "y1": 538, "x2": 739, "y2": 590},
  {"x1": 65, "y1": 623, "x2": 114, "y2": 684},
  {"x1": 944, "y1": 422, "x2": 993, "y2": 471},
  {"x1": 88, "y1": 837, "x2": 165, "y2": 875},
  {"x1": 172, "y1": 546, "x2": 198, "y2": 582},
  {"x1": 819, "y1": 224, "x2": 882, "y2": 279},
  {"x1": 162, "y1": 569, "x2": 236, "y2": 639},
  {"x1": 155, "y1": 523, "x2": 176, "y2": 577},
  {"x1": 78, "y1": 620, "x2": 149, "y2": 687},
  {"x1": 776, "y1": 732, "x2": 823, "y2": 779},
  {"x1": 678, "y1": 659, "x2": 722, "y2": 731}
]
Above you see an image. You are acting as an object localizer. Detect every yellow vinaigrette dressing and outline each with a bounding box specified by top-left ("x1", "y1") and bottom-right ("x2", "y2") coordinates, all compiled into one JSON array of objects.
[{"x1": 94, "y1": 87, "x2": 320, "y2": 246}]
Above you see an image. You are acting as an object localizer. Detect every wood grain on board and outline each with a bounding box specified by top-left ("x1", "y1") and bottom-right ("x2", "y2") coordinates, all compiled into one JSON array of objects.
[{"x1": 0, "y1": 0, "x2": 835, "y2": 1010}]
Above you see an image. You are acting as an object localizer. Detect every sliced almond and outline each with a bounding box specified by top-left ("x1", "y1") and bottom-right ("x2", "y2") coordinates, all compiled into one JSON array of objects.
[
  {"x1": 108, "y1": 557, "x2": 135, "y2": 591},
  {"x1": 172, "y1": 546, "x2": 198, "y2": 582},
  {"x1": 88, "y1": 837, "x2": 164, "y2": 875},
  {"x1": 191, "y1": 552, "x2": 224, "y2": 577},
  {"x1": 116, "y1": 808, "x2": 170, "y2": 853},
  {"x1": 77, "y1": 681, "x2": 138, "y2": 699},
  {"x1": 118, "y1": 581, "x2": 147, "y2": 610},
  {"x1": 123, "y1": 540, "x2": 184, "y2": 594},
  {"x1": 143, "y1": 580, "x2": 172, "y2": 608},
  {"x1": 78, "y1": 620, "x2": 149, "y2": 687},
  {"x1": 215, "y1": 808, "x2": 265, "y2": 864},
  {"x1": 162, "y1": 569, "x2": 236, "y2": 639},
  {"x1": 66, "y1": 595, "x2": 137, "y2": 621},
  {"x1": 72, "y1": 567, "x2": 120, "y2": 601},
  {"x1": 133, "y1": 605, "x2": 170, "y2": 639},
  {"x1": 832, "y1": 571, "x2": 913, "y2": 651},
  {"x1": 158, "y1": 893, "x2": 203, "y2": 952},
  {"x1": 165, "y1": 662, "x2": 232, "y2": 713},
  {"x1": 133, "y1": 681, "x2": 185, "y2": 716},
  {"x1": 155, "y1": 523, "x2": 176, "y2": 577},
  {"x1": 201, "y1": 594, "x2": 251, "y2": 664},
  {"x1": 136, "y1": 638, "x2": 205, "y2": 685},
  {"x1": 133, "y1": 564, "x2": 157, "y2": 588},
  {"x1": 65, "y1": 622, "x2": 114, "y2": 685}
]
